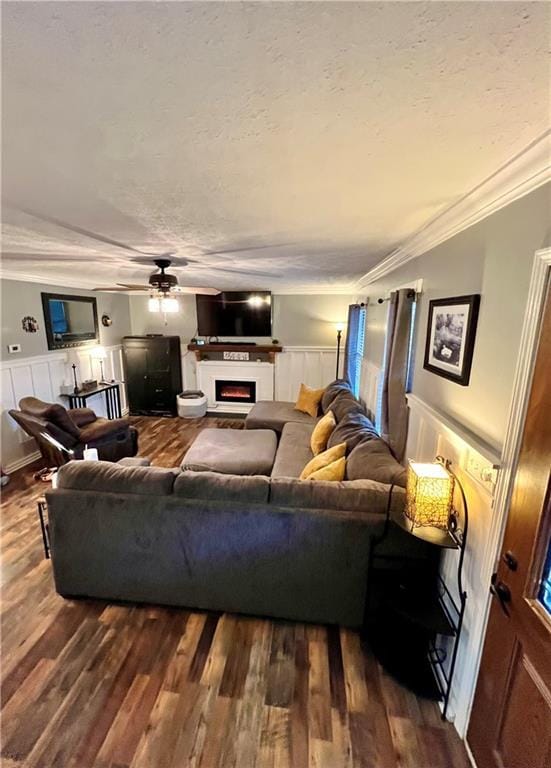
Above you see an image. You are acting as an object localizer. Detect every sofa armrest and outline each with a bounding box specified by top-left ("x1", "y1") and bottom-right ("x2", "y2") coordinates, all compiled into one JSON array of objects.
[
  {"x1": 117, "y1": 457, "x2": 151, "y2": 467},
  {"x1": 69, "y1": 407, "x2": 97, "y2": 428}
]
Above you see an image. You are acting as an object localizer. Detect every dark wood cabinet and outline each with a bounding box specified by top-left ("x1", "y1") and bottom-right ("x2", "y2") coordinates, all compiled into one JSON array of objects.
[{"x1": 122, "y1": 336, "x2": 182, "y2": 416}]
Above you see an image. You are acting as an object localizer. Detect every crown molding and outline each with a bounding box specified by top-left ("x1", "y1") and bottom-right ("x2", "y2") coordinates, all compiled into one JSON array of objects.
[
  {"x1": 0, "y1": 269, "x2": 112, "y2": 291},
  {"x1": 0, "y1": 270, "x2": 359, "y2": 297},
  {"x1": 357, "y1": 131, "x2": 551, "y2": 287}
]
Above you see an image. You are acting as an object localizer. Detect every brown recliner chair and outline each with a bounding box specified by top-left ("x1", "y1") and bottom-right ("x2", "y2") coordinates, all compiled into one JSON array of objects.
[{"x1": 9, "y1": 397, "x2": 138, "y2": 467}]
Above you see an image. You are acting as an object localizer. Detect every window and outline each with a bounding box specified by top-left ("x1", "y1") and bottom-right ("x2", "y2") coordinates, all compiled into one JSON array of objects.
[{"x1": 343, "y1": 304, "x2": 366, "y2": 397}]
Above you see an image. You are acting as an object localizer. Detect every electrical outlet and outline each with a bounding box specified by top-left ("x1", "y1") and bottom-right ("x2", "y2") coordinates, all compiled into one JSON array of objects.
[
  {"x1": 465, "y1": 448, "x2": 497, "y2": 492},
  {"x1": 7, "y1": 344, "x2": 21, "y2": 354}
]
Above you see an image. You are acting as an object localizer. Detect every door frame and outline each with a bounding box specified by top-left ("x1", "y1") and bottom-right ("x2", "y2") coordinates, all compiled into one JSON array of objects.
[{"x1": 465, "y1": 247, "x2": 551, "y2": 763}]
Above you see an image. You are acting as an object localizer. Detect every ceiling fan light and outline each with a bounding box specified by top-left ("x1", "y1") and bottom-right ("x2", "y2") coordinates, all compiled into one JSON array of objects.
[{"x1": 148, "y1": 297, "x2": 161, "y2": 312}]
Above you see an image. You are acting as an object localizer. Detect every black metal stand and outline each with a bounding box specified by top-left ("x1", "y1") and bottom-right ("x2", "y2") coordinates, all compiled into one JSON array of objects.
[
  {"x1": 60, "y1": 382, "x2": 122, "y2": 419},
  {"x1": 37, "y1": 498, "x2": 50, "y2": 559},
  {"x1": 366, "y1": 466, "x2": 468, "y2": 720},
  {"x1": 335, "y1": 329, "x2": 342, "y2": 378}
]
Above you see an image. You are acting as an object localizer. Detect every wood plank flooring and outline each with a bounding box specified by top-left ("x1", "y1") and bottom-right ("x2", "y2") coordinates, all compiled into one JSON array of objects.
[{"x1": 1, "y1": 416, "x2": 470, "y2": 767}]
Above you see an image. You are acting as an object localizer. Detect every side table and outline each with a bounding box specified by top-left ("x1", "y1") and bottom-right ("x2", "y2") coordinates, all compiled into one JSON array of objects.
[{"x1": 60, "y1": 382, "x2": 122, "y2": 419}]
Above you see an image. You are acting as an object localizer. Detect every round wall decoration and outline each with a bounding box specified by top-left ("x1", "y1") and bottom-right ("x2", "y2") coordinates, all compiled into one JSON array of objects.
[
  {"x1": 22, "y1": 316, "x2": 39, "y2": 333},
  {"x1": 101, "y1": 314, "x2": 112, "y2": 327}
]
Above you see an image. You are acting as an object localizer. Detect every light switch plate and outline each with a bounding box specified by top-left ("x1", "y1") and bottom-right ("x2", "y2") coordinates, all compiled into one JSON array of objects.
[{"x1": 7, "y1": 344, "x2": 21, "y2": 354}]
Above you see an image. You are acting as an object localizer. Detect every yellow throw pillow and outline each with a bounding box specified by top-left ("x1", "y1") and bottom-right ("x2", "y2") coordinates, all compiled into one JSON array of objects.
[
  {"x1": 308, "y1": 456, "x2": 346, "y2": 482},
  {"x1": 300, "y1": 442, "x2": 346, "y2": 480},
  {"x1": 310, "y1": 410, "x2": 336, "y2": 455},
  {"x1": 294, "y1": 383, "x2": 325, "y2": 419}
]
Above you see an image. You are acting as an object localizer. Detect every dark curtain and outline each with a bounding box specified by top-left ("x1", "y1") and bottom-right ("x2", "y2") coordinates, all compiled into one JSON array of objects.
[
  {"x1": 343, "y1": 303, "x2": 366, "y2": 397},
  {"x1": 380, "y1": 289, "x2": 415, "y2": 461}
]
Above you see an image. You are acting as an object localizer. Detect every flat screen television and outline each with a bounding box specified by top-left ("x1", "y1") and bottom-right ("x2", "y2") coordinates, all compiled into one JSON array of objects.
[
  {"x1": 41, "y1": 293, "x2": 99, "y2": 350},
  {"x1": 196, "y1": 291, "x2": 272, "y2": 337}
]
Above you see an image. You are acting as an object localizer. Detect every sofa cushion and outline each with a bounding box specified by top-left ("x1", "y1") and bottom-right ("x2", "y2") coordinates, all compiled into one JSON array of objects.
[
  {"x1": 310, "y1": 410, "x2": 336, "y2": 455},
  {"x1": 271, "y1": 476, "x2": 405, "y2": 515},
  {"x1": 346, "y1": 439, "x2": 407, "y2": 487},
  {"x1": 56, "y1": 460, "x2": 177, "y2": 495},
  {"x1": 117, "y1": 457, "x2": 151, "y2": 467},
  {"x1": 20, "y1": 396, "x2": 81, "y2": 440},
  {"x1": 294, "y1": 383, "x2": 325, "y2": 418},
  {"x1": 174, "y1": 471, "x2": 270, "y2": 503},
  {"x1": 245, "y1": 401, "x2": 319, "y2": 433},
  {"x1": 181, "y1": 428, "x2": 277, "y2": 476},
  {"x1": 327, "y1": 411, "x2": 379, "y2": 452},
  {"x1": 330, "y1": 391, "x2": 365, "y2": 423},
  {"x1": 320, "y1": 379, "x2": 353, "y2": 414},
  {"x1": 79, "y1": 418, "x2": 131, "y2": 444},
  {"x1": 271, "y1": 422, "x2": 314, "y2": 479},
  {"x1": 300, "y1": 442, "x2": 346, "y2": 480},
  {"x1": 308, "y1": 456, "x2": 346, "y2": 482}
]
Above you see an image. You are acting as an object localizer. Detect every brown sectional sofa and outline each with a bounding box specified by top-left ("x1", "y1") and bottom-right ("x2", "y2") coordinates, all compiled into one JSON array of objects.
[{"x1": 45, "y1": 379, "x2": 428, "y2": 626}]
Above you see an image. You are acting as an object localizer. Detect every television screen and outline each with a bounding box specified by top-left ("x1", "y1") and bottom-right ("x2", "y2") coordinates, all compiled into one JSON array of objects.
[
  {"x1": 196, "y1": 291, "x2": 272, "y2": 337},
  {"x1": 41, "y1": 293, "x2": 99, "y2": 350}
]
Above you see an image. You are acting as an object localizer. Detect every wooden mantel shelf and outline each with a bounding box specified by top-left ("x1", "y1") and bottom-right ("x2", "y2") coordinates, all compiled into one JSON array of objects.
[{"x1": 187, "y1": 343, "x2": 283, "y2": 363}]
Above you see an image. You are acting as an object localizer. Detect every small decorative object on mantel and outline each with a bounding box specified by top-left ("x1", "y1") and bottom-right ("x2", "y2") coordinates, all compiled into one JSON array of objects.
[
  {"x1": 223, "y1": 351, "x2": 250, "y2": 361},
  {"x1": 22, "y1": 316, "x2": 39, "y2": 333},
  {"x1": 423, "y1": 294, "x2": 480, "y2": 386},
  {"x1": 101, "y1": 314, "x2": 112, "y2": 327},
  {"x1": 81, "y1": 379, "x2": 98, "y2": 392}
]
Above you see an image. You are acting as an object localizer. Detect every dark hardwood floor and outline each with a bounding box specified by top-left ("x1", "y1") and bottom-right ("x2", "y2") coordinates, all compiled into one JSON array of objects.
[{"x1": 1, "y1": 416, "x2": 470, "y2": 767}]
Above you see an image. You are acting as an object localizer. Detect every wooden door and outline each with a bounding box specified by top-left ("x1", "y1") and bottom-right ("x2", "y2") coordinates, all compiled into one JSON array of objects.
[{"x1": 467, "y1": 288, "x2": 551, "y2": 768}]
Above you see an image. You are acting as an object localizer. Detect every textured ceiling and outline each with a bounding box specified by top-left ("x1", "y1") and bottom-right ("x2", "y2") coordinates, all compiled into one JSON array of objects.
[{"x1": 1, "y1": 1, "x2": 549, "y2": 292}]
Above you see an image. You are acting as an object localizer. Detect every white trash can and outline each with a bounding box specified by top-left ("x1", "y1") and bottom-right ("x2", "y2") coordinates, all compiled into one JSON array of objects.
[{"x1": 177, "y1": 390, "x2": 208, "y2": 418}]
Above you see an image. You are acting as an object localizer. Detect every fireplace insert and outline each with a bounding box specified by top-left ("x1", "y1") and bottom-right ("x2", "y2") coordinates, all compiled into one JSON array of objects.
[{"x1": 215, "y1": 379, "x2": 256, "y2": 404}]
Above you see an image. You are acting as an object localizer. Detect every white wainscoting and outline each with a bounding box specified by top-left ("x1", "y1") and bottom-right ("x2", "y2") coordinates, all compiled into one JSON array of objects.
[
  {"x1": 274, "y1": 346, "x2": 340, "y2": 401},
  {"x1": 359, "y1": 358, "x2": 381, "y2": 423},
  {"x1": 1, "y1": 345, "x2": 127, "y2": 473},
  {"x1": 405, "y1": 393, "x2": 501, "y2": 738}
]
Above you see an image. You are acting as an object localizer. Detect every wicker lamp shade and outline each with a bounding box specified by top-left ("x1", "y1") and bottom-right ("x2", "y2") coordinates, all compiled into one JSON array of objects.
[{"x1": 405, "y1": 460, "x2": 454, "y2": 530}]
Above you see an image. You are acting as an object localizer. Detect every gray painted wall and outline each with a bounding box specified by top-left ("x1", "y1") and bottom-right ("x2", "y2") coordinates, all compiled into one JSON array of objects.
[
  {"x1": 1, "y1": 279, "x2": 132, "y2": 360},
  {"x1": 129, "y1": 293, "x2": 357, "y2": 347},
  {"x1": 363, "y1": 183, "x2": 551, "y2": 450}
]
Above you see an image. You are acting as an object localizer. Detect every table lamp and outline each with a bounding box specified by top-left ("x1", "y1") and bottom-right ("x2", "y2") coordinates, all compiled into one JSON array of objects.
[
  {"x1": 405, "y1": 459, "x2": 455, "y2": 531},
  {"x1": 91, "y1": 346, "x2": 108, "y2": 383}
]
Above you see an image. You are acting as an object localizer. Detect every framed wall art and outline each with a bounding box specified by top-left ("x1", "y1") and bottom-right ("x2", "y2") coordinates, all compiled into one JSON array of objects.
[{"x1": 423, "y1": 294, "x2": 480, "y2": 386}]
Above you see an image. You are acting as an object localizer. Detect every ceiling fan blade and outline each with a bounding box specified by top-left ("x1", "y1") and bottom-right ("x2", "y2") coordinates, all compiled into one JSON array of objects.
[
  {"x1": 5, "y1": 204, "x2": 176, "y2": 259},
  {"x1": 173, "y1": 286, "x2": 220, "y2": 295},
  {"x1": 1, "y1": 252, "x2": 91, "y2": 262},
  {"x1": 201, "y1": 242, "x2": 295, "y2": 256},
  {"x1": 206, "y1": 266, "x2": 281, "y2": 278},
  {"x1": 92, "y1": 285, "x2": 148, "y2": 292},
  {"x1": 116, "y1": 283, "x2": 152, "y2": 289}
]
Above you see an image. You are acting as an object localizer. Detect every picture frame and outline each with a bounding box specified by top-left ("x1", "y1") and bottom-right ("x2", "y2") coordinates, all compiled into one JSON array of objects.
[{"x1": 423, "y1": 294, "x2": 480, "y2": 386}]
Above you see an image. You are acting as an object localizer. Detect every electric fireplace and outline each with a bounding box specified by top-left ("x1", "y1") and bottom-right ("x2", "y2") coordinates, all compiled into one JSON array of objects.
[{"x1": 215, "y1": 379, "x2": 256, "y2": 404}]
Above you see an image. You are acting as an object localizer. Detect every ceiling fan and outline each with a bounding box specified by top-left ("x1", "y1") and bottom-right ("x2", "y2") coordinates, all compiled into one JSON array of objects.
[{"x1": 93, "y1": 258, "x2": 220, "y2": 296}]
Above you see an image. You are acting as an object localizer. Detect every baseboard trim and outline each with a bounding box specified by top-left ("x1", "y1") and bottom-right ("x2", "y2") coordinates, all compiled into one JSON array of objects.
[{"x1": 5, "y1": 450, "x2": 42, "y2": 474}]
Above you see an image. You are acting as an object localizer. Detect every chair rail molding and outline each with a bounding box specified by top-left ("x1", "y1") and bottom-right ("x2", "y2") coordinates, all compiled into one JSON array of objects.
[
  {"x1": 357, "y1": 131, "x2": 551, "y2": 287},
  {"x1": 275, "y1": 346, "x2": 338, "y2": 402},
  {"x1": 405, "y1": 394, "x2": 501, "y2": 738},
  {"x1": 1, "y1": 344, "x2": 128, "y2": 473},
  {"x1": 462, "y1": 246, "x2": 551, "y2": 740}
]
